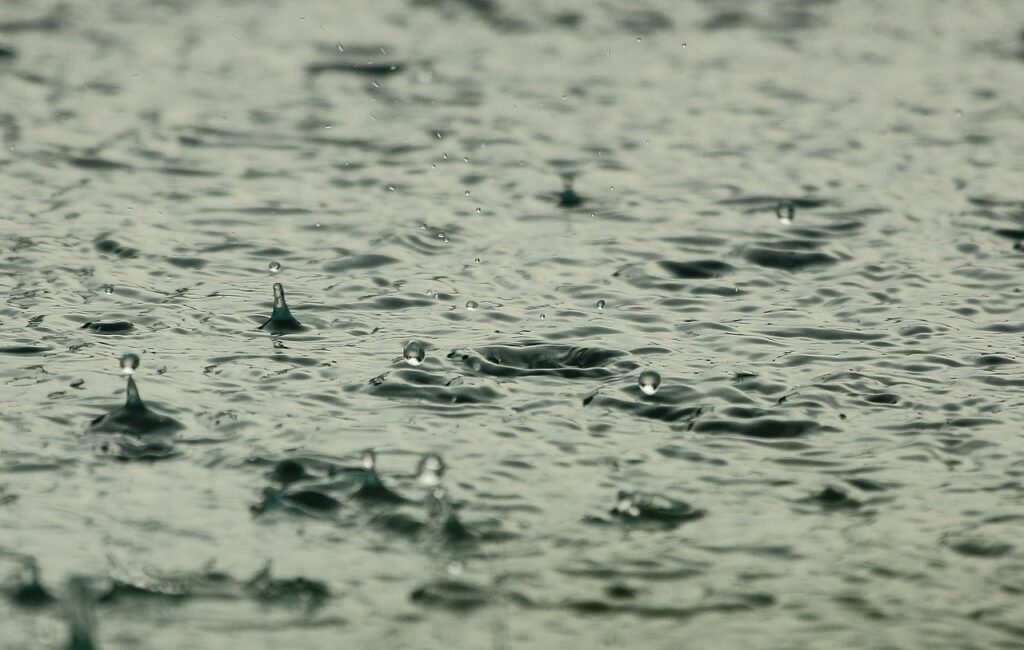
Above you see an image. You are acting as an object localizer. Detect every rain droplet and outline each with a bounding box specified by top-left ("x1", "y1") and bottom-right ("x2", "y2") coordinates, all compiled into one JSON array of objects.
[
  {"x1": 361, "y1": 449, "x2": 376, "y2": 470},
  {"x1": 103, "y1": 285, "x2": 114, "y2": 295},
  {"x1": 268, "y1": 261, "x2": 281, "y2": 273},
  {"x1": 597, "y1": 299, "x2": 606, "y2": 310},
  {"x1": 403, "y1": 340, "x2": 426, "y2": 366},
  {"x1": 638, "y1": 370, "x2": 661, "y2": 396},
  {"x1": 465, "y1": 300, "x2": 479, "y2": 311},
  {"x1": 442, "y1": 153, "x2": 448, "y2": 160},
  {"x1": 539, "y1": 313, "x2": 546, "y2": 320},
  {"x1": 417, "y1": 453, "x2": 445, "y2": 487},
  {"x1": 337, "y1": 43, "x2": 344, "y2": 53},
  {"x1": 776, "y1": 201, "x2": 795, "y2": 224},
  {"x1": 119, "y1": 353, "x2": 140, "y2": 375},
  {"x1": 475, "y1": 207, "x2": 481, "y2": 214},
  {"x1": 464, "y1": 190, "x2": 471, "y2": 196},
  {"x1": 474, "y1": 258, "x2": 481, "y2": 264}
]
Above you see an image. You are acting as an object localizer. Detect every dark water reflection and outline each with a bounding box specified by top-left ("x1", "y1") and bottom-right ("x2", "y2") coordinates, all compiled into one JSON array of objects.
[{"x1": 3, "y1": 0, "x2": 1024, "y2": 647}]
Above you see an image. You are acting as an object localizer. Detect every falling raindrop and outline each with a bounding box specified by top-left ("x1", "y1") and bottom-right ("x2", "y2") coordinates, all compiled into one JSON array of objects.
[
  {"x1": 361, "y1": 449, "x2": 376, "y2": 471},
  {"x1": 638, "y1": 370, "x2": 661, "y2": 396},
  {"x1": 776, "y1": 201, "x2": 795, "y2": 225},
  {"x1": 119, "y1": 353, "x2": 140, "y2": 375},
  {"x1": 417, "y1": 453, "x2": 445, "y2": 487},
  {"x1": 403, "y1": 340, "x2": 426, "y2": 366}
]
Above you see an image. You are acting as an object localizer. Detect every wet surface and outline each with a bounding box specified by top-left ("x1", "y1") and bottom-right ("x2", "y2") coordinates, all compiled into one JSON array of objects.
[{"x1": 2, "y1": 0, "x2": 1024, "y2": 648}]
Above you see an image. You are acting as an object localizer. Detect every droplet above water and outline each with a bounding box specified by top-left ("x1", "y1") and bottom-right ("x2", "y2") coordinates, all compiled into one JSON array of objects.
[
  {"x1": 776, "y1": 201, "x2": 795, "y2": 224},
  {"x1": 119, "y1": 353, "x2": 140, "y2": 375},
  {"x1": 638, "y1": 370, "x2": 661, "y2": 396},
  {"x1": 361, "y1": 449, "x2": 376, "y2": 470},
  {"x1": 268, "y1": 261, "x2": 281, "y2": 273},
  {"x1": 466, "y1": 300, "x2": 479, "y2": 311},
  {"x1": 417, "y1": 453, "x2": 445, "y2": 487},
  {"x1": 403, "y1": 340, "x2": 426, "y2": 366}
]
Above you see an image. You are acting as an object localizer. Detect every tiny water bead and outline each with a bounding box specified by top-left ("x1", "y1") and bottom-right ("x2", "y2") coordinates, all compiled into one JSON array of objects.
[
  {"x1": 268, "y1": 261, "x2": 281, "y2": 273},
  {"x1": 465, "y1": 300, "x2": 479, "y2": 311},
  {"x1": 102, "y1": 285, "x2": 114, "y2": 294},
  {"x1": 417, "y1": 453, "x2": 445, "y2": 487},
  {"x1": 776, "y1": 201, "x2": 795, "y2": 224},
  {"x1": 403, "y1": 340, "x2": 426, "y2": 366},
  {"x1": 597, "y1": 299, "x2": 606, "y2": 310},
  {"x1": 638, "y1": 370, "x2": 661, "y2": 396},
  {"x1": 361, "y1": 449, "x2": 376, "y2": 470},
  {"x1": 119, "y1": 353, "x2": 140, "y2": 375}
]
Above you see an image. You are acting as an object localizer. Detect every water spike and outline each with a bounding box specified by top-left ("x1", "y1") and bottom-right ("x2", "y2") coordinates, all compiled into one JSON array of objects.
[
  {"x1": 259, "y1": 283, "x2": 305, "y2": 333},
  {"x1": 557, "y1": 175, "x2": 584, "y2": 208},
  {"x1": 90, "y1": 356, "x2": 183, "y2": 436},
  {"x1": 124, "y1": 376, "x2": 143, "y2": 408},
  {"x1": 352, "y1": 450, "x2": 406, "y2": 504},
  {"x1": 65, "y1": 577, "x2": 98, "y2": 650}
]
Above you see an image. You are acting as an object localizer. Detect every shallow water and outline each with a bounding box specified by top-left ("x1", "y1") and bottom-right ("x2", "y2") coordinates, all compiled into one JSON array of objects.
[{"x1": 2, "y1": 0, "x2": 1024, "y2": 648}]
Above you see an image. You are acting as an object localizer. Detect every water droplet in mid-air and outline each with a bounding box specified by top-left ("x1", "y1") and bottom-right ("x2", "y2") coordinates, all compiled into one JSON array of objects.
[
  {"x1": 465, "y1": 300, "x2": 479, "y2": 311},
  {"x1": 403, "y1": 340, "x2": 426, "y2": 366},
  {"x1": 638, "y1": 370, "x2": 661, "y2": 396},
  {"x1": 119, "y1": 353, "x2": 140, "y2": 375},
  {"x1": 268, "y1": 261, "x2": 281, "y2": 273},
  {"x1": 361, "y1": 449, "x2": 376, "y2": 471},
  {"x1": 597, "y1": 299, "x2": 606, "y2": 310},
  {"x1": 417, "y1": 453, "x2": 446, "y2": 487},
  {"x1": 776, "y1": 201, "x2": 795, "y2": 224}
]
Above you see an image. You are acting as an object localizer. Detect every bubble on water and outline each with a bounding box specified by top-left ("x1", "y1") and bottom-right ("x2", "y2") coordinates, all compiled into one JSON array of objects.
[
  {"x1": 597, "y1": 299, "x2": 606, "y2": 310},
  {"x1": 361, "y1": 449, "x2": 376, "y2": 471},
  {"x1": 437, "y1": 231, "x2": 446, "y2": 239},
  {"x1": 466, "y1": 300, "x2": 479, "y2": 311},
  {"x1": 474, "y1": 258, "x2": 481, "y2": 264},
  {"x1": 102, "y1": 284, "x2": 114, "y2": 295},
  {"x1": 776, "y1": 201, "x2": 795, "y2": 224},
  {"x1": 539, "y1": 313, "x2": 546, "y2": 320},
  {"x1": 417, "y1": 453, "x2": 446, "y2": 487},
  {"x1": 119, "y1": 353, "x2": 140, "y2": 375},
  {"x1": 268, "y1": 261, "x2": 281, "y2": 273},
  {"x1": 638, "y1": 370, "x2": 661, "y2": 396},
  {"x1": 403, "y1": 340, "x2": 426, "y2": 366}
]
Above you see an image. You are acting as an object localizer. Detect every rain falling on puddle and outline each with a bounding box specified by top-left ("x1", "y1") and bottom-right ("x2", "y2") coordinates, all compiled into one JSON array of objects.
[{"x1": 2, "y1": 1, "x2": 1024, "y2": 648}]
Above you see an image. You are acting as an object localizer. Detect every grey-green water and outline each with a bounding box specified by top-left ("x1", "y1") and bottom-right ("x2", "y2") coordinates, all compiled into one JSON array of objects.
[{"x1": 3, "y1": 1, "x2": 1024, "y2": 648}]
